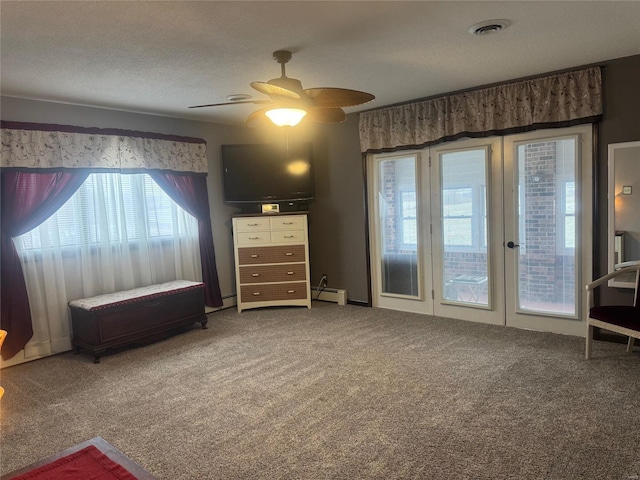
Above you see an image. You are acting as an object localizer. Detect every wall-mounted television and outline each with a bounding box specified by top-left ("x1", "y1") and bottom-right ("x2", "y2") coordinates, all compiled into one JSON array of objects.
[{"x1": 221, "y1": 142, "x2": 314, "y2": 211}]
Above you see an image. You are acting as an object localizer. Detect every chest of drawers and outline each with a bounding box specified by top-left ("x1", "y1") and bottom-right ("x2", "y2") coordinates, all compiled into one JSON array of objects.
[{"x1": 232, "y1": 213, "x2": 311, "y2": 313}]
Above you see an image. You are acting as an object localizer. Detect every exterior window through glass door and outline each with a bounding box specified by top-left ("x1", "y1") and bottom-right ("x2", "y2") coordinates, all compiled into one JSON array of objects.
[
  {"x1": 440, "y1": 149, "x2": 489, "y2": 306},
  {"x1": 378, "y1": 156, "x2": 419, "y2": 297},
  {"x1": 515, "y1": 138, "x2": 577, "y2": 316}
]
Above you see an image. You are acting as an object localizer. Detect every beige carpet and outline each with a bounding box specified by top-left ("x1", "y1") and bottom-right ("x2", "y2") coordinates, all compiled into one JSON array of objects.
[{"x1": 1, "y1": 302, "x2": 639, "y2": 479}]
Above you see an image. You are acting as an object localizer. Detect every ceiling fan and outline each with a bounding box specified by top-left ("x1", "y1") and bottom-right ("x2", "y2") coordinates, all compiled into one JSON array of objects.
[{"x1": 189, "y1": 50, "x2": 375, "y2": 127}]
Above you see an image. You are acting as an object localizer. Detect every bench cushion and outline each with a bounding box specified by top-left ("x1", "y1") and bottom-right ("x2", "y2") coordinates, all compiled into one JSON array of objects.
[{"x1": 68, "y1": 280, "x2": 204, "y2": 312}]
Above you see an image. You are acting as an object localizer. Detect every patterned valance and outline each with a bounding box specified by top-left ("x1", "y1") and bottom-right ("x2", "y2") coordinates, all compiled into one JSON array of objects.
[
  {"x1": 0, "y1": 122, "x2": 208, "y2": 174},
  {"x1": 358, "y1": 66, "x2": 602, "y2": 153}
]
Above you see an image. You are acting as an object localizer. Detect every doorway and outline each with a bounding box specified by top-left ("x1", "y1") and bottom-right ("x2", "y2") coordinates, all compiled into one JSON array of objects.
[{"x1": 368, "y1": 125, "x2": 592, "y2": 335}]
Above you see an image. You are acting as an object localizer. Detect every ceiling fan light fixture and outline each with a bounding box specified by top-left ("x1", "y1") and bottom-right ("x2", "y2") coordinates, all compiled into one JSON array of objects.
[
  {"x1": 190, "y1": 50, "x2": 374, "y2": 126},
  {"x1": 265, "y1": 107, "x2": 307, "y2": 127}
]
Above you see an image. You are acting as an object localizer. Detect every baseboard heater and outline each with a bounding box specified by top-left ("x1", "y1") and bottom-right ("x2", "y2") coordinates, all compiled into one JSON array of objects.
[{"x1": 311, "y1": 287, "x2": 347, "y2": 306}]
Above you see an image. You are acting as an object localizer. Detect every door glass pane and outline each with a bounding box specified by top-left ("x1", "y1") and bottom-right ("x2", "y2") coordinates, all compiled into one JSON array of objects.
[
  {"x1": 441, "y1": 150, "x2": 489, "y2": 306},
  {"x1": 378, "y1": 156, "x2": 419, "y2": 296},
  {"x1": 516, "y1": 138, "x2": 577, "y2": 316}
]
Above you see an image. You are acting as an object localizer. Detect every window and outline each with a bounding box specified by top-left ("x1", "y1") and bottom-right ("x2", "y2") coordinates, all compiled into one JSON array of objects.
[
  {"x1": 442, "y1": 185, "x2": 488, "y2": 250},
  {"x1": 18, "y1": 173, "x2": 197, "y2": 252},
  {"x1": 400, "y1": 191, "x2": 417, "y2": 246},
  {"x1": 440, "y1": 149, "x2": 488, "y2": 253},
  {"x1": 378, "y1": 155, "x2": 418, "y2": 255},
  {"x1": 553, "y1": 138, "x2": 577, "y2": 253},
  {"x1": 443, "y1": 187, "x2": 473, "y2": 246},
  {"x1": 482, "y1": 185, "x2": 488, "y2": 247},
  {"x1": 563, "y1": 181, "x2": 576, "y2": 249},
  {"x1": 376, "y1": 154, "x2": 420, "y2": 298}
]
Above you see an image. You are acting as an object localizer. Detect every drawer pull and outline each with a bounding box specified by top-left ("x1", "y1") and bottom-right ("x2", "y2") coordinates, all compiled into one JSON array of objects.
[
  {"x1": 287, "y1": 289, "x2": 296, "y2": 294},
  {"x1": 249, "y1": 236, "x2": 260, "y2": 240},
  {"x1": 247, "y1": 223, "x2": 259, "y2": 226},
  {"x1": 252, "y1": 292, "x2": 261, "y2": 296},
  {"x1": 284, "y1": 235, "x2": 294, "y2": 239},
  {"x1": 287, "y1": 271, "x2": 295, "y2": 275},
  {"x1": 251, "y1": 254, "x2": 259, "y2": 258},
  {"x1": 251, "y1": 273, "x2": 260, "y2": 277},
  {"x1": 285, "y1": 253, "x2": 294, "y2": 256},
  {"x1": 282, "y1": 222, "x2": 294, "y2": 225}
]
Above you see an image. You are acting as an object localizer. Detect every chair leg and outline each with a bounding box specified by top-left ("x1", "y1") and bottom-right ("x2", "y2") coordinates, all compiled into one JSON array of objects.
[
  {"x1": 627, "y1": 337, "x2": 635, "y2": 353},
  {"x1": 586, "y1": 324, "x2": 594, "y2": 359}
]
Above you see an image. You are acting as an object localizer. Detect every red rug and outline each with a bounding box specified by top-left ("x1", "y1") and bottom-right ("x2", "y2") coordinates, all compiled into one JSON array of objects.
[{"x1": 11, "y1": 445, "x2": 139, "y2": 480}]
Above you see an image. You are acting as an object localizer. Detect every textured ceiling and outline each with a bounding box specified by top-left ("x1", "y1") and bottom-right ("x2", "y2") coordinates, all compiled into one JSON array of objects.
[{"x1": 1, "y1": 1, "x2": 639, "y2": 126}]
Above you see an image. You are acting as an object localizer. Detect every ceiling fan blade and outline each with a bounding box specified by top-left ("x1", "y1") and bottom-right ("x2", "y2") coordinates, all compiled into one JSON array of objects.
[
  {"x1": 305, "y1": 107, "x2": 347, "y2": 123},
  {"x1": 250, "y1": 81, "x2": 300, "y2": 100},
  {"x1": 188, "y1": 100, "x2": 271, "y2": 109},
  {"x1": 303, "y1": 88, "x2": 375, "y2": 108},
  {"x1": 245, "y1": 108, "x2": 270, "y2": 128}
]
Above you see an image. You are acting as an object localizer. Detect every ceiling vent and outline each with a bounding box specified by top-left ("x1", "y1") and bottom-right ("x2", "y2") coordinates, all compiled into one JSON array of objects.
[{"x1": 468, "y1": 20, "x2": 510, "y2": 36}]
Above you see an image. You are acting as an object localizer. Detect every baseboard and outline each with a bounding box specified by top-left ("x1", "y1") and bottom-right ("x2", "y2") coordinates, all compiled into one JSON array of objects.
[
  {"x1": 347, "y1": 299, "x2": 371, "y2": 307},
  {"x1": 205, "y1": 295, "x2": 237, "y2": 314},
  {"x1": 207, "y1": 290, "x2": 347, "y2": 312},
  {"x1": 311, "y1": 287, "x2": 347, "y2": 306}
]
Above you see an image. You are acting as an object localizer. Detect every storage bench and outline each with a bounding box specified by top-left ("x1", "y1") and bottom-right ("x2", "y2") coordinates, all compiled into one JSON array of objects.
[{"x1": 69, "y1": 280, "x2": 207, "y2": 363}]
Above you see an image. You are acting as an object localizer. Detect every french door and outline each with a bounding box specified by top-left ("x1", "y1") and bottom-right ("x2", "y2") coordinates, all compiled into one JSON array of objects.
[
  {"x1": 368, "y1": 125, "x2": 592, "y2": 335},
  {"x1": 502, "y1": 127, "x2": 591, "y2": 335},
  {"x1": 430, "y1": 138, "x2": 504, "y2": 325}
]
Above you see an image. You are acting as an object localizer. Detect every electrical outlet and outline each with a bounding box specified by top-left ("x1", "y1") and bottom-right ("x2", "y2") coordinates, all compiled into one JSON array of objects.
[{"x1": 321, "y1": 274, "x2": 328, "y2": 286}]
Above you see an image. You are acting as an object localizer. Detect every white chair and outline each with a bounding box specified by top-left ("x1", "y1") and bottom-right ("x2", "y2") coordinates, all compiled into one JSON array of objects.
[{"x1": 585, "y1": 262, "x2": 640, "y2": 359}]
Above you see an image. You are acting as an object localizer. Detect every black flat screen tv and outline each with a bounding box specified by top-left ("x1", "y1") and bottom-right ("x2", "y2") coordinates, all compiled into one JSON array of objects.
[{"x1": 221, "y1": 142, "x2": 314, "y2": 209}]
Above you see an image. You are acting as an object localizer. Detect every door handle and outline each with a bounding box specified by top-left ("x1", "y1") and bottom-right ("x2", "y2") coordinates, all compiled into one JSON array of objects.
[{"x1": 506, "y1": 241, "x2": 520, "y2": 248}]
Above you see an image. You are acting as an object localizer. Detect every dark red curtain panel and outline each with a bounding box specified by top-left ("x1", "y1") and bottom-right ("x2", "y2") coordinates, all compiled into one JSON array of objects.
[
  {"x1": 150, "y1": 172, "x2": 223, "y2": 307},
  {"x1": 0, "y1": 171, "x2": 89, "y2": 360}
]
